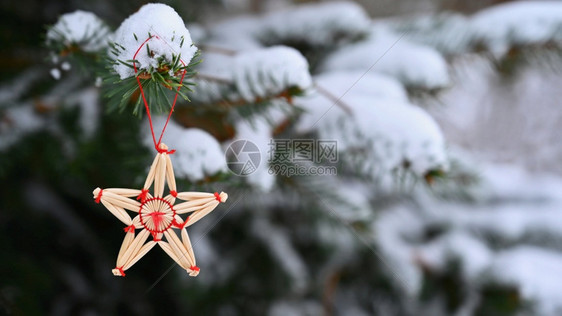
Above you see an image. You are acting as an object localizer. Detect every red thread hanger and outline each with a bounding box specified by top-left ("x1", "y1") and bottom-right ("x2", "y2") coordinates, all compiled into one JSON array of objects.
[{"x1": 132, "y1": 35, "x2": 187, "y2": 154}]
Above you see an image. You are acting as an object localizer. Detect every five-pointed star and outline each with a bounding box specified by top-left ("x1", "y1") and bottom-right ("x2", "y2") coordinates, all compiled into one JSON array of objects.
[{"x1": 93, "y1": 143, "x2": 228, "y2": 277}]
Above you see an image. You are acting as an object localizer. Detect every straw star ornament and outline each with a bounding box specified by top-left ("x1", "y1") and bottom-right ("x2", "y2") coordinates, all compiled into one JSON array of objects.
[{"x1": 93, "y1": 143, "x2": 228, "y2": 277}]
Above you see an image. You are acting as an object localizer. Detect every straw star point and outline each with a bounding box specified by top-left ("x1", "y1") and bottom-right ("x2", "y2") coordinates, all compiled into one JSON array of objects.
[{"x1": 93, "y1": 143, "x2": 227, "y2": 277}]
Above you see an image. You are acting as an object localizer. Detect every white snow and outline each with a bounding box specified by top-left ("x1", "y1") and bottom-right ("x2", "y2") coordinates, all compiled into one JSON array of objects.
[
  {"x1": 205, "y1": 1, "x2": 370, "y2": 51},
  {"x1": 488, "y1": 246, "x2": 562, "y2": 316},
  {"x1": 61, "y1": 62, "x2": 71, "y2": 71},
  {"x1": 142, "y1": 116, "x2": 227, "y2": 181},
  {"x1": 375, "y1": 205, "x2": 424, "y2": 295},
  {"x1": 110, "y1": 3, "x2": 198, "y2": 79},
  {"x1": 373, "y1": 156, "x2": 562, "y2": 313},
  {"x1": 233, "y1": 46, "x2": 312, "y2": 102},
  {"x1": 0, "y1": 104, "x2": 44, "y2": 150},
  {"x1": 330, "y1": 180, "x2": 373, "y2": 222},
  {"x1": 471, "y1": 1, "x2": 562, "y2": 57},
  {"x1": 417, "y1": 231, "x2": 493, "y2": 280},
  {"x1": 375, "y1": 13, "x2": 473, "y2": 55},
  {"x1": 0, "y1": 68, "x2": 43, "y2": 105},
  {"x1": 46, "y1": 10, "x2": 111, "y2": 52},
  {"x1": 206, "y1": 15, "x2": 264, "y2": 51},
  {"x1": 260, "y1": 1, "x2": 371, "y2": 46},
  {"x1": 377, "y1": 2, "x2": 562, "y2": 57},
  {"x1": 295, "y1": 71, "x2": 409, "y2": 135},
  {"x1": 50, "y1": 68, "x2": 61, "y2": 80},
  {"x1": 319, "y1": 28, "x2": 450, "y2": 89},
  {"x1": 192, "y1": 46, "x2": 312, "y2": 104},
  {"x1": 65, "y1": 87, "x2": 100, "y2": 139},
  {"x1": 0, "y1": 75, "x2": 103, "y2": 151},
  {"x1": 296, "y1": 89, "x2": 447, "y2": 176},
  {"x1": 312, "y1": 71, "x2": 409, "y2": 106}
]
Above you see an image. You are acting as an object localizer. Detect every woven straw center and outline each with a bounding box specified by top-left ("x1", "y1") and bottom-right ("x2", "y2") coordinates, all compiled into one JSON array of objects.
[{"x1": 139, "y1": 197, "x2": 176, "y2": 233}]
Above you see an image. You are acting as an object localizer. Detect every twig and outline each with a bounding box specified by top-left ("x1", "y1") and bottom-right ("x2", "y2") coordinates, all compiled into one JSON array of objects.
[{"x1": 314, "y1": 83, "x2": 353, "y2": 115}]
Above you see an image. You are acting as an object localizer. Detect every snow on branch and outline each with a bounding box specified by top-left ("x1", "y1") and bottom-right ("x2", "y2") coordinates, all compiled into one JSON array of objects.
[
  {"x1": 0, "y1": 105, "x2": 44, "y2": 151},
  {"x1": 313, "y1": 71, "x2": 408, "y2": 104},
  {"x1": 374, "y1": 163, "x2": 562, "y2": 312},
  {"x1": 470, "y1": 1, "x2": 562, "y2": 57},
  {"x1": 378, "y1": 2, "x2": 562, "y2": 58},
  {"x1": 487, "y1": 246, "x2": 562, "y2": 315},
  {"x1": 260, "y1": 1, "x2": 371, "y2": 47},
  {"x1": 46, "y1": 10, "x2": 111, "y2": 53},
  {"x1": 205, "y1": 1, "x2": 370, "y2": 51},
  {"x1": 296, "y1": 72, "x2": 447, "y2": 177},
  {"x1": 191, "y1": 46, "x2": 312, "y2": 105},
  {"x1": 110, "y1": 3, "x2": 198, "y2": 80},
  {"x1": 206, "y1": 16, "x2": 264, "y2": 51},
  {"x1": 319, "y1": 29, "x2": 450, "y2": 90},
  {"x1": 233, "y1": 46, "x2": 312, "y2": 102},
  {"x1": 376, "y1": 13, "x2": 472, "y2": 55}
]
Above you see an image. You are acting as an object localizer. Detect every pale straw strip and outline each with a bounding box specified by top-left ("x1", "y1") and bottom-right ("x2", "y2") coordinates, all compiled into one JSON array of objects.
[
  {"x1": 158, "y1": 241, "x2": 186, "y2": 269},
  {"x1": 104, "y1": 188, "x2": 142, "y2": 198},
  {"x1": 101, "y1": 200, "x2": 132, "y2": 225},
  {"x1": 154, "y1": 153, "x2": 167, "y2": 198},
  {"x1": 117, "y1": 229, "x2": 149, "y2": 267},
  {"x1": 174, "y1": 198, "x2": 215, "y2": 213},
  {"x1": 218, "y1": 192, "x2": 228, "y2": 202},
  {"x1": 165, "y1": 234, "x2": 191, "y2": 270},
  {"x1": 116, "y1": 230, "x2": 136, "y2": 266},
  {"x1": 176, "y1": 199, "x2": 217, "y2": 215},
  {"x1": 103, "y1": 191, "x2": 141, "y2": 212},
  {"x1": 103, "y1": 196, "x2": 140, "y2": 213},
  {"x1": 143, "y1": 153, "x2": 160, "y2": 190},
  {"x1": 175, "y1": 192, "x2": 215, "y2": 201},
  {"x1": 132, "y1": 215, "x2": 143, "y2": 229},
  {"x1": 181, "y1": 228, "x2": 196, "y2": 265},
  {"x1": 123, "y1": 241, "x2": 157, "y2": 270},
  {"x1": 165, "y1": 154, "x2": 177, "y2": 202},
  {"x1": 164, "y1": 230, "x2": 194, "y2": 268},
  {"x1": 186, "y1": 203, "x2": 220, "y2": 227},
  {"x1": 163, "y1": 194, "x2": 175, "y2": 204}
]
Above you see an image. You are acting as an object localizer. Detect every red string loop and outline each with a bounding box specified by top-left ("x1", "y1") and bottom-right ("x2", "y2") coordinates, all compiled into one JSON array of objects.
[
  {"x1": 115, "y1": 266, "x2": 126, "y2": 277},
  {"x1": 214, "y1": 192, "x2": 222, "y2": 203},
  {"x1": 133, "y1": 35, "x2": 187, "y2": 154},
  {"x1": 95, "y1": 189, "x2": 103, "y2": 204},
  {"x1": 157, "y1": 147, "x2": 176, "y2": 155},
  {"x1": 136, "y1": 189, "x2": 149, "y2": 203},
  {"x1": 123, "y1": 225, "x2": 136, "y2": 233},
  {"x1": 172, "y1": 218, "x2": 187, "y2": 230}
]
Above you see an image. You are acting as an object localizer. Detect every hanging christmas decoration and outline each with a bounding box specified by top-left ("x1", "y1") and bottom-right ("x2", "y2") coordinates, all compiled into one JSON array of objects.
[
  {"x1": 94, "y1": 33, "x2": 228, "y2": 277},
  {"x1": 93, "y1": 146, "x2": 227, "y2": 277}
]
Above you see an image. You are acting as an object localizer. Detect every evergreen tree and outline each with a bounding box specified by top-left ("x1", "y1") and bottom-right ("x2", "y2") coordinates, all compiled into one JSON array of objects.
[{"x1": 2, "y1": 1, "x2": 562, "y2": 315}]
